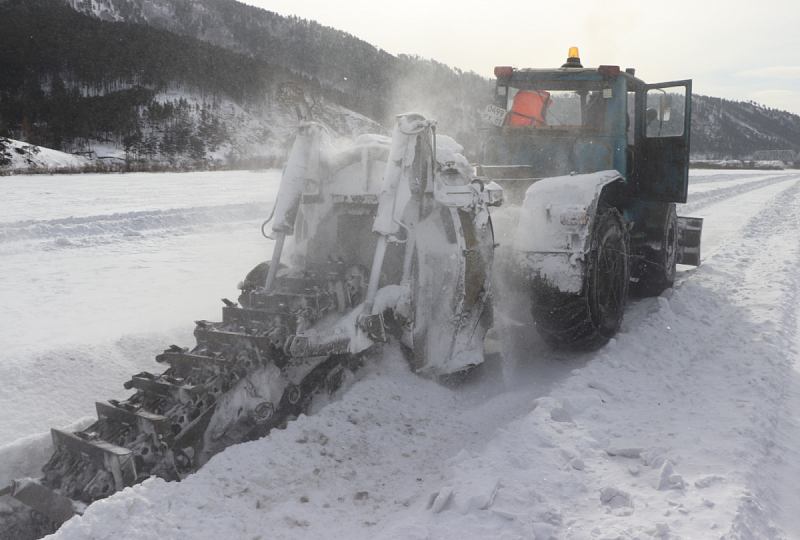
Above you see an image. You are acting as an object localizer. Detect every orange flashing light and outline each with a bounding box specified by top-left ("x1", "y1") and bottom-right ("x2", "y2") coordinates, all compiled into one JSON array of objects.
[
  {"x1": 494, "y1": 66, "x2": 513, "y2": 77},
  {"x1": 562, "y1": 47, "x2": 583, "y2": 69}
]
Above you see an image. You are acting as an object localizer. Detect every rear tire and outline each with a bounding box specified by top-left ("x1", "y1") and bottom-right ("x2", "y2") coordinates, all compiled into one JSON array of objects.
[
  {"x1": 630, "y1": 203, "x2": 677, "y2": 297},
  {"x1": 531, "y1": 206, "x2": 629, "y2": 350}
]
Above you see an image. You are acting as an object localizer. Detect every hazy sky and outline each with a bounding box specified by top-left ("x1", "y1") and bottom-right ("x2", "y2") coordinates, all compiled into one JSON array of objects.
[{"x1": 241, "y1": 0, "x2": 800, "y2": 116}]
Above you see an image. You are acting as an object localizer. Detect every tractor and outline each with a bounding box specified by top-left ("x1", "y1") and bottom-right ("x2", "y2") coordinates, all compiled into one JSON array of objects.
[{"x1": 480, "y1": 47, "x2": 702, "y2": 349}]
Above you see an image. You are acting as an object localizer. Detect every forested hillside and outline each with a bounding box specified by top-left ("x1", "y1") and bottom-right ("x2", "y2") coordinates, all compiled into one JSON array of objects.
[
  {"x1": 61, "y1": 0, "x2": 492, "y2": 135},
  {"x1": 0, "y1": 0, "x2": 797, "y2": 170},
  {"x1": 59, "y1": 0, "x2": 800, "y2": 160},
  {"x1": 691, "y1": 95, "x2": 800, "y2": 159},
  {"x1": 0, "y1": 0, "x2": 385, "y2": 167}
]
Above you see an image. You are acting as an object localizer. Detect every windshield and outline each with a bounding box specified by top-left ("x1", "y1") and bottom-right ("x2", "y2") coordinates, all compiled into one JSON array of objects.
[{"x1": 504, "y1": 82, "x2": 609, "y2": 128}]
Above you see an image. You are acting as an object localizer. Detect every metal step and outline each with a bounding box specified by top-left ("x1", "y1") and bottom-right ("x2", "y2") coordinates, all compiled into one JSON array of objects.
[
  {"x1": 248, "y1": 289, "x2": 331, "y2": 314},
  {"x1": 10, "y1": 478, "x2": 83, "y2": 524},
  {"x1": 95, "y1": 401, "x2": 173, "y2": 447},
  {"x1": 50, "y1": 429, "x2": 137, "y2": 492},
  {"x1": 156, "y1": 350, "x2": 232, "y2": 369},
  {"x1": 221, "y1": 305, "x2": 281, "y2": 328},
  {"x1": 677, "y1": 216, "x2": 703, "y2": 266},
  {"x1": 194, "y1": 326, "x2": 274, "y2": 352},
  {"x1": 124, "y1": 374, "x2": 204, "y2": 401}
]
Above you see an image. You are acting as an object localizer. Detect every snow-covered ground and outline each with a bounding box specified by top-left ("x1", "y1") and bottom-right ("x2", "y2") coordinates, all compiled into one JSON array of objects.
[{"x1": 2, "y1": 168, "x2": 800, "y2": 539}]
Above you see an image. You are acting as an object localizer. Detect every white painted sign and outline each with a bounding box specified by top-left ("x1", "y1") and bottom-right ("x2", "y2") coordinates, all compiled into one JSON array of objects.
[{"x1": 482, "y1": 104, "x2": 507, "y2": 127}]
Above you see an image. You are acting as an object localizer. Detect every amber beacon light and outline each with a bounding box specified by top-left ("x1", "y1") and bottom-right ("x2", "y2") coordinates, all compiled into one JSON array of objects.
[{"x1": 562, "y1": 47, "x2": 583, "y2": 68}]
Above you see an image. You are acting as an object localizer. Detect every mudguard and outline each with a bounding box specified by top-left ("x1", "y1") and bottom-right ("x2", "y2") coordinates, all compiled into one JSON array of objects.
[
  {"x1": 676, "y1": 216, "x2": 703, "y2": 266},
  {"x1": 512, "y1": 170, "x2": 623, "y2": 294}
]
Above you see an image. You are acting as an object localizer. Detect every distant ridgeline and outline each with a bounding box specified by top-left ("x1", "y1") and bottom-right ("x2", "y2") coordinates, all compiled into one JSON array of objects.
[
  {"x1": 0, "y1": 0, "x2": 797, "y2": 165},
  {"x1": 690, "y1": 95, "x2": 800, "y2": 160}
]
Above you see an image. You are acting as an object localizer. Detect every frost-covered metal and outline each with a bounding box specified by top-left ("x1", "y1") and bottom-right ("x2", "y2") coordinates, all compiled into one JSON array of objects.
[
  {"x1": 2, "y1": 110, "x2": 500, "y2": 538},
  {"x1": 512, "y1": 171, "x2": 622, "y2": 294}
]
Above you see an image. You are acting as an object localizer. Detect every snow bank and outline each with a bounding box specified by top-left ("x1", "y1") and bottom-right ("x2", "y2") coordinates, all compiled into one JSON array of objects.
[{"x1": 0, "y1": 138, "x2": 92, "y2": 174}]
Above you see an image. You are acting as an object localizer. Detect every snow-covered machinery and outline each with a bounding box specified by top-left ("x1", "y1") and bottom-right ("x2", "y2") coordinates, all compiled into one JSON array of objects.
[
  {"x1": 0, "y1": 88, "x2": 500, "y2": 537},
  {"x1": 481, "y1": 48, "x2": 703, "y2": 349},
  {"x1": 1, "y1": 49, "x2": 707, "y2": 533}
]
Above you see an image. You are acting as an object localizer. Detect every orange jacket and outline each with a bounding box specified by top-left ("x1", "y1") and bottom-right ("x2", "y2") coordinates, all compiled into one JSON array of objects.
[{"x1": 508, "y1": 90, "x2": 552, "y2": 126}]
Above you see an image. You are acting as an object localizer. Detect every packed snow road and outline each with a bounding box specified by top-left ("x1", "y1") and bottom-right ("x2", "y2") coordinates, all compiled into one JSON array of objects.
[{"x1": 2, "y1": 169, "x2": 800, "y2": 540}]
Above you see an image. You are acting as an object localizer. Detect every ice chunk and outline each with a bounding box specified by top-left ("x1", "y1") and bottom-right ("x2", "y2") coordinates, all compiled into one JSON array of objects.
[
  {"x1": 491, "y1": 507, "x2": 518, "y2": 520},
  {"x1": 562, "y1": 394, "x2": 603, "y2": 415},
  {"x1": 641, "y1": 448, "x2": 669, "y2": 468},
  {"x1": 531, "y1": 521, "x2": 555, "y2": 540},
  {"x1": 694, "y1": 474, "x2": 725, "y2": 488},
  {"x1": 428, "y1": 486, "x2": 453, "y2": 513},
  {"x1": 654, "y1": 461, "x2": 684, "y2": 490},
  {"x1": 452, "y1": 479, "x2": 500, "y2": 514},
  {"x1": 600, "y1": 486, "x2": 633, "y2": 509},
  {"x1": 549, "y1": 407, "x2": 572, "y2": 422},
  {"x1": 446, "y1": 449, "x2": 472, "y2": 468},
  {"x1": 606, "y1": 439, "x2": 645, "y2": 458}
]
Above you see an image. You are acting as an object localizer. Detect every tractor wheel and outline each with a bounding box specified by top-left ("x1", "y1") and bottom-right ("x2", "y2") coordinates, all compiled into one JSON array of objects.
[
  {"x1": 531, "y1": 206, "x2": 630, "y2": 350},
  {"x1": 630, "y1": 203, "x2": 677, "y2": 297}
]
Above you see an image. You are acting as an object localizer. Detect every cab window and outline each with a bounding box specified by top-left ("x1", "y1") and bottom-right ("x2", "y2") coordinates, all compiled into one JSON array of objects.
[{"x1": 645, "y1": 87, "x2": 686, "y2": 138}]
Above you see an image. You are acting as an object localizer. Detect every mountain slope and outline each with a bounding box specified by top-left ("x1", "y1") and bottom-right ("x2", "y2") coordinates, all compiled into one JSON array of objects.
[
  {"x1": 60, "y1": 0, "x2": 493, "y2": 143},
  {"x1": 691, "y1": 95, "x2": 800, "y2": 159},
  {"x1": 60, "y1": 0, "x2": 800, "y2": 160},
  {"x1": 1, "y1": 0, "x2": 798, "y2": 166},
  {"x1": 0, "y1": 0, "x2": 386, "y2": 168}
]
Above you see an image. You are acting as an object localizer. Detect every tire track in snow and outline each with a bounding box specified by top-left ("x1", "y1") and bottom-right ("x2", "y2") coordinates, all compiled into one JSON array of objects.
[
  {"x1": 689, "y1": 177, "x2": 800, "y2": 539},
  {"x1": 684, "y1": 172, "x2": 800, "y2": 215},
  {"x1": 689, "y1": 170, "x2": 789, "y2": 186},
  {"x1": 0, "y1": 202, "x2": 271, "y2": 247},
  {"x1": 679, "y1": 173, "x2": 800, "y2": 260},
  {"x1": 717, "y1": 180, "x2": 800, "y2": 539}
]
